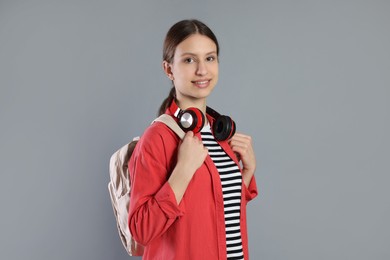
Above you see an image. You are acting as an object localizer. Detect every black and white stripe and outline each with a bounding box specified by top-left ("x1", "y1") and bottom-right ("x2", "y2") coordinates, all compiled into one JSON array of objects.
[{"x1": 201, "y1": 125, "x2": 244, "y2": 260}]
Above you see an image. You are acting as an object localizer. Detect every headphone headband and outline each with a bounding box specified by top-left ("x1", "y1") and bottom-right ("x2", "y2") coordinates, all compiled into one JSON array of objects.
[{"x1": 206, "y1": 106, "x2": 221, "y2": 120}]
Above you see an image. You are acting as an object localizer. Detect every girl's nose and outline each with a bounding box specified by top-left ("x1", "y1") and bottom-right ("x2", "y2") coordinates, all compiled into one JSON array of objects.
[{"x1": 196, "y1": 61, "x2": 208, "y2": 76}]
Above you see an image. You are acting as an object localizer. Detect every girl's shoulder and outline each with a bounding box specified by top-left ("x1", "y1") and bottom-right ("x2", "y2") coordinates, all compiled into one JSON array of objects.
[{"x1": 137, "y1": 118, "x2": 181, "y2": 151}]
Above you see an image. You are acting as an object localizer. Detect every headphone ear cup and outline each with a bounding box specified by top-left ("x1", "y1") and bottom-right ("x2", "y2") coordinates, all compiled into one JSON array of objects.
[
  {"x1": 213, "y1": 116, "x2": 236, "y2": 141},
  {"x1": 178, "y1": 107, "x2": 205, "y2": 133},
  {"x1": 189, "y1": 108, "x2": 205, "y2": 133}
]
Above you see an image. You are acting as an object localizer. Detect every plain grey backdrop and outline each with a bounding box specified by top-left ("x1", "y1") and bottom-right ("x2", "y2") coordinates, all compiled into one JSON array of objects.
[{"x1": 1, "y1": 0, "x2": 389, "y2": 259}]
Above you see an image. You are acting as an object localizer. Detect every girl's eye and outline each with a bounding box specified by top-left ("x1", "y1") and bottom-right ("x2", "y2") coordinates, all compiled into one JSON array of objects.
[
  {"x1": 206, "y1": 56, "x2": 216, "y2": 62},
  {"x1": 184, "y1": 57, "x2": 195, "y2": 63}
]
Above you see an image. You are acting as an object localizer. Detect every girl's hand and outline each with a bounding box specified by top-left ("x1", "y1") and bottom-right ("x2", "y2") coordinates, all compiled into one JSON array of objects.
[
  {"x1": 168, "y1": 131, "x2": 208, "y2": 204},
  {"x1": 229, "y1": 133, "x2": 256, "y2": 187},
  {"x1": 177, "y1": 131, "x2": 208, "y2": 174}
]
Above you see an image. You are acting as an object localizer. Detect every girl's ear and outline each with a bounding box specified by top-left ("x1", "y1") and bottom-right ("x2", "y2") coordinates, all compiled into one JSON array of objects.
[{"x1": 162, "y1": 61, "x2": 174, "y2": 80}]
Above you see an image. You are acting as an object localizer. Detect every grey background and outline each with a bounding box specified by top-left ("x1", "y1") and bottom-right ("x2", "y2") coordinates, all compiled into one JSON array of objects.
[{"x1": 1, "y1": 0, "x2": 389, "y2": 259}]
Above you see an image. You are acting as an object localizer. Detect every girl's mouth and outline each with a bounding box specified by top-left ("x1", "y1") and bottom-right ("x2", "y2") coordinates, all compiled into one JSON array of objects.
[{"x1": 192, "y1": 79, "x2": 211, "y2": 88}]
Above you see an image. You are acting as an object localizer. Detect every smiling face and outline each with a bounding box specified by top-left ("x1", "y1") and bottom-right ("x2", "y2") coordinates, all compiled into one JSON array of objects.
[{"x1": 164, "y1": 33, "x2": 219, "y2": 110}]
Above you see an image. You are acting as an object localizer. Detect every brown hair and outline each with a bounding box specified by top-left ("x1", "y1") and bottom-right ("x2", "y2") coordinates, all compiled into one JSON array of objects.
[{"x1": 158, "y1": 19, "x2": 220, "y2": 116}]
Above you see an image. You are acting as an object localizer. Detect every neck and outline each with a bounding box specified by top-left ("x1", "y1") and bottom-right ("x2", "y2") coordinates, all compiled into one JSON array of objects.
[{"x1": 176, "y1": 98, "x2": 207, "y2": 116}]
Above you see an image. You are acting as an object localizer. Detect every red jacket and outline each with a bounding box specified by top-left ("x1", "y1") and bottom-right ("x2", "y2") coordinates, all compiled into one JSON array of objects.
[{"x1": 128, "y1": 111, "x2": 258, "y2": 260}]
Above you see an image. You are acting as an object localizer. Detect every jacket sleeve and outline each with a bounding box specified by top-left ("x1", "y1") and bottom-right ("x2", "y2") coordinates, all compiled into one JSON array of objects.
[
  {"x1": 128, "y1": 124, "x2": 183, "y2": 246},
  {"x1": 243, "y1": 175, "x2": 258, "y2": 202}
]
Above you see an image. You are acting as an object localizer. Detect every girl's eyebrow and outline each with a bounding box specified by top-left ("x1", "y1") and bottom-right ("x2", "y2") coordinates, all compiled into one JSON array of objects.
[{"x1": 180, "y1": 51, "x2": 217, "y2": 57}]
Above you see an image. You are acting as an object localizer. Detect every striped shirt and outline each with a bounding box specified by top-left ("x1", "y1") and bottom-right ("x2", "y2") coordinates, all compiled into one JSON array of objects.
[{"x1": 201, "y1": 124, "x2": 244, "y2": 260}]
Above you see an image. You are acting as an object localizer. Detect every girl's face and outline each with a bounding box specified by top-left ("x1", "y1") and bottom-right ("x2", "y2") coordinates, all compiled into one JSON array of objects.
[{"x1": 165, "y1": 34, "x2": 219, "y2": 108}]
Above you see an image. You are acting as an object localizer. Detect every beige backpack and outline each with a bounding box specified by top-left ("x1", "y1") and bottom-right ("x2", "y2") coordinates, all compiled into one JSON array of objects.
[{"x1": 108, "y1": 114, "x2": 184, "y2": 256}]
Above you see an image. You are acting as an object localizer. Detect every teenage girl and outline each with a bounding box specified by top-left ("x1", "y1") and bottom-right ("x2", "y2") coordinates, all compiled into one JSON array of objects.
[{"x1": 128, "y1": 19, "x2": 258, "y2": 260}]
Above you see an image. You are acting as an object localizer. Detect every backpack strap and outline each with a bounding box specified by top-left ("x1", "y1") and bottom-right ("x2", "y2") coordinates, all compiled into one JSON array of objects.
[{"x1": 153, "y1": 114, "x2": 185, "y2": 140}]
